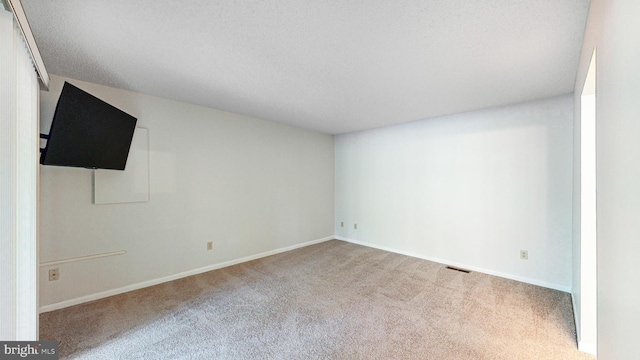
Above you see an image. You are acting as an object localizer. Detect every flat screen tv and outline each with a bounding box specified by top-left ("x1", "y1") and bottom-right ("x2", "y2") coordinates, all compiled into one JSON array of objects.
[{"x1": 40, "y1": 82, "x2": 137, "y2": 170}]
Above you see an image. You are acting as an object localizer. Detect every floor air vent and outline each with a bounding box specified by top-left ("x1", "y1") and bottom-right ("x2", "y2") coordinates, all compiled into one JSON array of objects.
[{"x1": 446, "y1": 266, "x2": 471, "y2": 273}]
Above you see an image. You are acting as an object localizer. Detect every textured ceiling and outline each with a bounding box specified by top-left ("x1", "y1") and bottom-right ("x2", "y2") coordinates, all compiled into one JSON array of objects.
[{"x1": 22, "y1": 0, "x2": 590, "y2": 134}]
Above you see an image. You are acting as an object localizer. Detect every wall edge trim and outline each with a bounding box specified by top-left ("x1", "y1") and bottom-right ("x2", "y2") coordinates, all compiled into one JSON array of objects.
[{"x1": 578, "y1": 341, "x2": 597, "y2": 355}]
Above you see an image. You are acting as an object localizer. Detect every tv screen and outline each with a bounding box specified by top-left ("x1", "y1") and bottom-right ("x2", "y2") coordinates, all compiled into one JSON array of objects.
[{"x1": 40, "y1": 82, "x2": 137, "y2": 170}]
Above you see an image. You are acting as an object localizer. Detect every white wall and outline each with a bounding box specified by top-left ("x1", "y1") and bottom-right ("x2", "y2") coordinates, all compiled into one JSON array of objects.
[
  {"x1": 574, "y1": 0, "x2": 640, "y2": 358},
  {"x1": 39, "y1": 75, "x2": 335, "y2": 308},
  {"x1": 336, "y1": 95, "x2": 573, "y2": 290}
]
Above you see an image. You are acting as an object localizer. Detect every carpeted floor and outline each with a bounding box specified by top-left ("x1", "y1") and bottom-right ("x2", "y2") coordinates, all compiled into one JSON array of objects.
[{"x1": 40, "y1": 240, "x2": 594, "y2": 359}]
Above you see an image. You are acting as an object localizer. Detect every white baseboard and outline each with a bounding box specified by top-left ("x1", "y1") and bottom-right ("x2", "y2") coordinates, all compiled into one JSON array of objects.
[
  {"x1": 41, "y1": 236, "x2": 573, "y2": 313},
  {"x1": 335, "y1": 236, "x2": 571, "y2": 293},
  {"x1": 39, "y1": 236, "x2": 334, "y2": 313}
]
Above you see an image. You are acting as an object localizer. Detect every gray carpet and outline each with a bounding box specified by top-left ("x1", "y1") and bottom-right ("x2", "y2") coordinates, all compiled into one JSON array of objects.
[{"x1": 40, "y1": 240, "x2": 594, "y2": 359}]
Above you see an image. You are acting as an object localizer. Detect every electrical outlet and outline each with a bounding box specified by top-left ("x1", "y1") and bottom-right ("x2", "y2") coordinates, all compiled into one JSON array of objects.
[
  {"x1": 520, "y1": 250, "x2": 528, "y2": 260},
  {"x1": 354, "y1": 223, "x2": 358, "y2": 230},
  {"x1": 340, "y1": 221, "x2": 344, "y2": 227},
  {"x1": 48, "y1": 268, "x2": 59, "y2": 281},
  {"x1": 207, "y1": 241, "x2": 213, "y2": 250}
]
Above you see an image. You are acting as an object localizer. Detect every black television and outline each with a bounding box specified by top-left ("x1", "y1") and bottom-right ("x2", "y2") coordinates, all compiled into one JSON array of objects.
[{"x1": 40, "y1": 82, "x2": 137, "y2": 170}]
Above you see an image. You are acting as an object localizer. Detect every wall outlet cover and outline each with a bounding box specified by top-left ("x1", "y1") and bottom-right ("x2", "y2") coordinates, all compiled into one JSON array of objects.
[{"x1": 48, "y1": 268, "x2": 59, "y2": 281}]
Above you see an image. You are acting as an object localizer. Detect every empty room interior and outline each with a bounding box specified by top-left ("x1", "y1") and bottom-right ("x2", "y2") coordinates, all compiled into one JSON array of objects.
[{"x1": 2, "y1": 0, "x2": 640, "y2": 358}]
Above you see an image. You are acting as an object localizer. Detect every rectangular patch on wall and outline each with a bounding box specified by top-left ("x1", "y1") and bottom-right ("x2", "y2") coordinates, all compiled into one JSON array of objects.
[{"x1": 94, "y1": 127, "x2": 150, "y2": 204}]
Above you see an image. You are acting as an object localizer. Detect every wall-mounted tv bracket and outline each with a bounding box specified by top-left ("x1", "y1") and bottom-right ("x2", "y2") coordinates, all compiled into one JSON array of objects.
[{"x1": 39, "y1": 133, "x2": 49, "y2": 153}]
